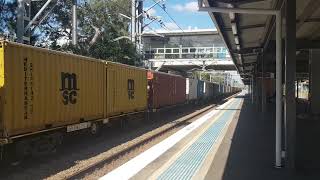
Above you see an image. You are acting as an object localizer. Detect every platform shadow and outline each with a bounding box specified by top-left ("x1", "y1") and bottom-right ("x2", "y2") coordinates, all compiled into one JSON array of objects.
[{"x1": 207, "y1": 97, "x2": 319, "y2": 180}]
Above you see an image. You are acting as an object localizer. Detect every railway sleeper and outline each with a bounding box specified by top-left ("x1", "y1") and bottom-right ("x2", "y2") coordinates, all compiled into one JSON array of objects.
[{"x1": 2, "y1": 132, "x2": 63, "y2": 163}]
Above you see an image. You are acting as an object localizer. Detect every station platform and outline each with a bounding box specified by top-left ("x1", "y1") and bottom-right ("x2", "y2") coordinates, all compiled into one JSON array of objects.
[{"x1": 100, "y1": 93, "x2": 317, "y2": 180}]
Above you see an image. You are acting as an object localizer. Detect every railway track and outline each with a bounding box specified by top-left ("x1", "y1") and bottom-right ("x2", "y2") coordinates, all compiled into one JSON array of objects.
[{"x1": 63, "y1": 94, "x2": 238, "y2": 180}]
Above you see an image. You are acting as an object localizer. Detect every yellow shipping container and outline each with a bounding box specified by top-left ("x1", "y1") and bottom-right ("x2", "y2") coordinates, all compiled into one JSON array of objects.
[
  {"x1": 106, "y1": 62, "x2": 147, "y2": 117},
  {"x1": 0, "y1": 41, "x2": 106, "y2": 137},
  {"x1": 0, "y1": 41, "x2": 148, "y2": 141}
]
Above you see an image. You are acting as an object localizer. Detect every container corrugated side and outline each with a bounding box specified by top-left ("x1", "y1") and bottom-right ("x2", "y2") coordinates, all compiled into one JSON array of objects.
[
  {"x1": 106, "y1": 62, "x2": 147, "y2": 117},
  {"x1": 197, "y1": 80, "x2": 204, "y2": 98},
  {"x1": 1, "y1": 41, "x2": 106, "y2": 137},
  {"x1": 0, "y1": 42, "x2": 4, "y2": 137},
  {"x1": 212, "y1": 83, "x2": 220, "y2": 96},
  {"x1": 175, "y1": 75, "x2": 186, "y2": 104},
  {"x1": 204, "y1": 81, "x2": 214, "y2": 98},
  {"x1": 148, "y1": 72, "x2": 173, "y2": 109},
  {"x1": 186, "y1": 78, "x2": 198, "y2": 100},
  {"x1": 219, "y1": 84, "x2": 224, "y2": 93},
  {"x1": 148, "y1": 71, "x2": 186, "y2": 109}
]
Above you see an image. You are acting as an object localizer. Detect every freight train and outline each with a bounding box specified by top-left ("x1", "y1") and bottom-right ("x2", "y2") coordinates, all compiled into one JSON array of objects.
[{"x1": 0, "y1": 41, "x2": 241, "y2": 160}]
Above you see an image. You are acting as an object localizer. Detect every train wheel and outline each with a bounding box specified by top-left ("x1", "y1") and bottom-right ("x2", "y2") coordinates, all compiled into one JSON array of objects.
[
  {"x1": 15, "y1": 141, "x2": 32, "y2": 159},
  {"x1": 120, "y1": 118, "x2": 129, "y2": 129},
  {"x1": 145, "y1": 111, "x2": 150, "y2": 121},
  {"x1": 90, "y1": 122, "x2": 100, "y2": 135}
]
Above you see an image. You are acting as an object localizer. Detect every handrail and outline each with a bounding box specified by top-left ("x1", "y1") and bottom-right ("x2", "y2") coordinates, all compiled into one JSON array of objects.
[{"x1": 144, "y1": 46, "x2": 230, "y2": 60}]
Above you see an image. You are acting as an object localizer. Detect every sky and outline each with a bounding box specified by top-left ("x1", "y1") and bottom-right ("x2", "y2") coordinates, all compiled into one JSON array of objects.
[{"x1": 143, "y1": 0, "x2": 216, "y2": 31}]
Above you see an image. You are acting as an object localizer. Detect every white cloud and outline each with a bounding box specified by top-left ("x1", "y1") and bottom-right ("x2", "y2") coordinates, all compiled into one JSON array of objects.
[
  {"x1": 173, "y1": 2, "x2": 198, "y2": 12},
  {"x1": 165, "y1": 22, "x2": 179, "y2": 30},
  {"x1": 145, "y1": 8, "x2": 156, "y2": 16}
]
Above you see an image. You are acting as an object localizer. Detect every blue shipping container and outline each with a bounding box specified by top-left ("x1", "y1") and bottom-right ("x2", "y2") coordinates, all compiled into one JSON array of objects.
[{"x1": 197, "y1": 80, "x2": 204, "y2": 98}]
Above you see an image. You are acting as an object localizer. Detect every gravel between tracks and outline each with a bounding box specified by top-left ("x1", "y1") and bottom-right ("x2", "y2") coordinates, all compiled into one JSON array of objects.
[
  {"x1": 50, "y1": 119, "x2": 187, "y2": 180},
  {"x1": 0, "y1": 104, "x2": 214, "y2": 180},
  {"x1": 81, "y1": 124, "x2": 181, "y2": 180},
  {"x1": 57, "y1": 105, "x2": 211, "y2": 180}
]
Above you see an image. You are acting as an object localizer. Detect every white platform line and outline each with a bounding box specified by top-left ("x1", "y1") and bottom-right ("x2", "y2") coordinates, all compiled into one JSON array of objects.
[{"x1": 99, "y1": 98, "x2": 236, "y2": 180}]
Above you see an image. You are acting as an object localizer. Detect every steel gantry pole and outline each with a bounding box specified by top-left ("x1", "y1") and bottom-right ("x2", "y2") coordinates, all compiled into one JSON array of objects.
[
  {"x1": 199, "y1": 4, "x2": 283, "y2": 168},
  {"x1": 72, "y1": 0, "x2": 77, "y2": 45},
  {"x1": 137, "y1": 0, "x2": 144, "y2": 54},
  {"x1": 17, "y1": 0, "x2": 25, "y2": 43},
  {"x1": 284, "y1": 0, "x2": 296, "y2": 169},
  {"x1": 17, "y1": 0, "x2": 31, "y2": 44},
  {"x1": 131, "y1": 0, "x2": 136, "y2": 44},
  {"x1": 261, "y1": 54, "x2": 266, "y2": 113},
  {"x1": 275, "y1": 11, "x2": 282, "y2": 168},
  {"x1": 251, "y1": 75, "x2": 254, "y2": 104}
]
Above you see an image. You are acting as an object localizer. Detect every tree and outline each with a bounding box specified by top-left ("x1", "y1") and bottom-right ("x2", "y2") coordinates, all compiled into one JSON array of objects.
[
  {"x1": 192, "y1": 71, "x2": 225, "y2": 83},
  {"x1": 0, "y1": 0, "x2": 16, "y2": 39},
  {"x1": 35, "y1": 0, "x2": 140, "y2": 65},
  {"x1": 1, "y1": 0, "x2": 141, "y2": 66}
]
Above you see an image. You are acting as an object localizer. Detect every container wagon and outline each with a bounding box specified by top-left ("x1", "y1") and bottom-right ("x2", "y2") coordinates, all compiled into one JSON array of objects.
[
  {"x1": 204, "y1": 81, "x2": 214, "y2": 101},
  {"x1": 0, "y1": 41, "x2": 148, "y2": 158},
  {"x1": 197, "y1": 80, "x2": 205, "y2": 102},
  {"x1": 212, "y1": 83, "x2": 220, "y2": 98},
  {"x1": 186, "y1": 78, "x2": 198, "y2": 103},
  {"x1": 106, "y1": 62, "x2": 147, "y2": 117},
  {"x1": 219, "y1": 83, "x2": 224, "y2": 93},
  {"x1": 147, "y1": 71, "x2": 186, "y2": 110}
]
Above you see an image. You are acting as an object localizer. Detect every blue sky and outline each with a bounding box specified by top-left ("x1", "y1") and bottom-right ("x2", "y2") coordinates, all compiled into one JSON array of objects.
[{"x1": 143, "y1": 0, "x2": 216, "y2": 31}]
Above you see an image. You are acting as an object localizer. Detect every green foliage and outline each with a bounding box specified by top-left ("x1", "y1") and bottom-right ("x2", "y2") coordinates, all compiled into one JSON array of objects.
[
  {"x1": 0, "y1": 0, "x2": 16, "y2": 37},
  {"x1": 192, "y1": 71, "x2": 224, "y2": 83},
  {"x1": 192, "y1": 71, "x2": 210, "y2": 81},
  {"x1": 1, "y1": 0, "x2": 140, "y2": 66},
  {"x1": 49, "y1": 0, "x2": 140, "y2": 65},
  {"x1": 68, "y1": 0, "x2": 140, "y2": 65},
  {"x1": 210, "y1": 76, "x2": 224, "y2": 83}
]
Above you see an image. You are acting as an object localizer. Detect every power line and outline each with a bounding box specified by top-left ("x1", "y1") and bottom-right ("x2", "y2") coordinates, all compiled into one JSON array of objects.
[
  {"x1": 151, "y1": 0, "x2": 184, "y2": 32},
  {"x1": 145, "y1": 18, "x2": 171, "y2": 31},
  {"x1": 144, "y1": 11, "x2": 172, "y2": 31},
  {"x1": 146, "y1": 25, "x2": 167, "y2": 35}
]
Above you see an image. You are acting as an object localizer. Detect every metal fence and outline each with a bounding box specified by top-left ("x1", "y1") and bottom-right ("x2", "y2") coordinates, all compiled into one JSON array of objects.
[{"x1": 144, "y1": 46, "x2": 230, "y2": 60}]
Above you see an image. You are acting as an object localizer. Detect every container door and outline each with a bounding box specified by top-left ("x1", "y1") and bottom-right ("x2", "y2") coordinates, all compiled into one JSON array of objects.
[
  {"x1": 0, "y1": 43, "x2": 4, "y2": 138},
  {"x1": 186, "y1": 78, "x2": 189, "y2": 100},
  {"x1": 107, "y1": 69, "x2": 116, "y2": 116},
  {"x1": 148, "y1": 80, "x2": 153, "y2": 109}
]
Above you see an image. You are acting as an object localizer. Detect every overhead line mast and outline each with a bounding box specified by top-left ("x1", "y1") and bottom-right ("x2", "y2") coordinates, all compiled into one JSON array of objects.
[{"x1": 72, "y1": 0, "x2": 77, "y2": 45}]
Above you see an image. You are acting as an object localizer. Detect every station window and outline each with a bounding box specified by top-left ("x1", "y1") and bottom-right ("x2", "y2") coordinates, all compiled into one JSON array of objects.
[
  {"x1": 182, "y1": 48, "x2": 189, "y2": 53},
  {"x1": 173, "y1": 49, "x2": 179, "y2": 53},
  {"x1": 158, "y1": 49, "x2": 164, "y2": 53}
]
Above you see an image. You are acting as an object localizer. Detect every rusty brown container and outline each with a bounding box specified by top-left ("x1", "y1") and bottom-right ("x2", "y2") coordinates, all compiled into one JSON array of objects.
[{"x1": 148, "y1": 71, "x2": 186, "y2": 109}]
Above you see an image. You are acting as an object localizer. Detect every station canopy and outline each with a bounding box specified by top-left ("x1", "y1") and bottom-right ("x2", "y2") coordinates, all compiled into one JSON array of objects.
[{"x1": 204, "y1": 0, "x2": 320, "y2": 84}]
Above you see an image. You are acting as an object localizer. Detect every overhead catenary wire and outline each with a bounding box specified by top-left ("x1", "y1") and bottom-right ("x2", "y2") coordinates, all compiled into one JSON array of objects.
[
  {"x1": 143, "y1": 10, "x2": 172, "y2": 31},
  {"x1": 146, "y1": 20, "x2": 171, "y2": 31},
  {"x1": 151, "y1": 0, "x2": 184, "y2": 32},
  {"x1": 145, "y1": 26, "x2": 166, "y2": 37}
]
